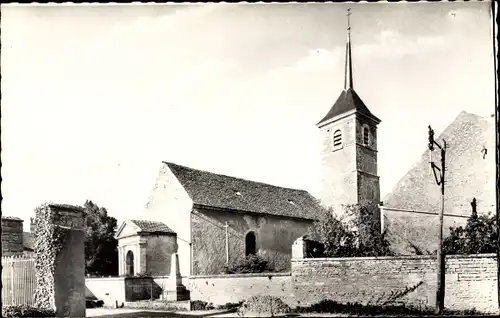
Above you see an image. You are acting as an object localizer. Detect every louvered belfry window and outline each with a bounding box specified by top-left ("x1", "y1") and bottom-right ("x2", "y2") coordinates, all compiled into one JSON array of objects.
[
  {"x1": 333, "y1": 129, "x2": 342, "y2": 148},
  {"x1": 363, "y1": 126, "x2": 370, "y2": 146}
]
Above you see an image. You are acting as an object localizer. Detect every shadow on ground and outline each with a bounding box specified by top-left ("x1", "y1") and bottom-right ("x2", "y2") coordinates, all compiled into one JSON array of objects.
[{"x1": 90, "y1": 308, "x2": 238, "y2": 318}]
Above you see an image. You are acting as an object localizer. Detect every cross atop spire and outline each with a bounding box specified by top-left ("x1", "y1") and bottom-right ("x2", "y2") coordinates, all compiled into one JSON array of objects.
[
  {"x1": 344, "y1": 8, "x2": 353, "y2": 90},
  {"x1": 316, "y1": 8, "x2": 380, "y2": 127},
  {"x1": 347, "y1": 8, "x2": 351, "y2": 33}
]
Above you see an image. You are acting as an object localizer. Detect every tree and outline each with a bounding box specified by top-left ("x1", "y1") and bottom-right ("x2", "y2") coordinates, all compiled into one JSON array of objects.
[
  {"x1": 309, "y1": 203, "x2": 393, "y2": 257},
  {"x1": 443, "y1": 211, "x2": 497, "y2": 255},
  {"x1": 84, "y1": 200, "x2": 118, "y2": 276}
]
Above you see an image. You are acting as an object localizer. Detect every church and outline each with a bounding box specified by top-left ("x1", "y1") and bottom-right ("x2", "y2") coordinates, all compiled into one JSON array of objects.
[
  {"x1": 115, "y1": 12, "x2": 496, "y2": 277},
  {"x1": 116, "y1": 14, "x2": 383, "y2": 277}
]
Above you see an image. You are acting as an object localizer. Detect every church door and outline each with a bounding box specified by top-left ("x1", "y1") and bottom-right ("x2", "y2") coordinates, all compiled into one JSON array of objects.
[
  {"x1": 126, "y1": 251, "x2": 134, "y2": 276},
  {"x1": 245, "y1": 231, "x2": 256, "y2": 256}
]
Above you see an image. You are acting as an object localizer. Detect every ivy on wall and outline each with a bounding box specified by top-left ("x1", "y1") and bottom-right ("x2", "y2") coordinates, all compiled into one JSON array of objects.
[{"x1": 33, "y1": 202, "x2": 70, "y2": 310}]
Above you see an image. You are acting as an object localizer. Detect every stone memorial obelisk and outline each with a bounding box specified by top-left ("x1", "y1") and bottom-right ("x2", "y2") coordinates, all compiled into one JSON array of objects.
[{"x1": 164, "y1": 253, "x2": 190, "y2": 301}]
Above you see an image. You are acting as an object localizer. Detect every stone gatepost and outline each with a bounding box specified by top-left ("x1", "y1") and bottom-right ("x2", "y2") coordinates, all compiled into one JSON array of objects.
[
  {"x1": 33, "y1": 203, "x2": 86, "y2": 317},
  {"x1": 1, "y1": 216, "x2": 24, "y2": 256},
  {"x1": 164, "y1": 253, "x2": 190, "y2": 301}
]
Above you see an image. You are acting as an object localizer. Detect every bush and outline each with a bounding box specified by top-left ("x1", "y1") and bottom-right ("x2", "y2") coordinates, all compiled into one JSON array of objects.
[
  {"x1": 444, "y1": 211, "x2": 497, "y2": 255},
  {"x1": 238, "y1": 296, "x2": 291, "y2": 316},
  {"x1": 223, "y1": 254, "x2": 274, "y2": 274},
  {"x1": 191, "y1": 300, "x2": 243, "y2": 310},
  {"x1": 190, "y1": 300, "x2": 242, "y2": 311},
  {"x1": 2, "y1": 305, "x2": 55, "y2": 317},
  {"x1": 217, "y1": 301, "x2": 243, "y2": 310},
  {"x1": 309, "y1": 203, "x2": 393, "y2": 257},
  {"x1": 190, "y1": 300, "x2": 215, "y2": 310}
]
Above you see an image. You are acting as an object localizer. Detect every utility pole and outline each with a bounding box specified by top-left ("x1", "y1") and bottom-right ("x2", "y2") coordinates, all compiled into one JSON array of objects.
[
  {"x1": 224, "y1": 222, "x2": 229, "y2": 265},
  {"x1": 428, "y1": 125, "x2": 447, "y2": 314}
]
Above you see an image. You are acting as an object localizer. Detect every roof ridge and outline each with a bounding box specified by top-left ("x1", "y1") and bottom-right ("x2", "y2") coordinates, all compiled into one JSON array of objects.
[
  {"x1": 130, "y1": 219, "x2": 167, "y2": 225},
  {"x1": 128, "y1": 219, "x2": 175, "y2": 233},
  {"x1": 163, "y1": 161, "x2": 310, "y2": 194}
]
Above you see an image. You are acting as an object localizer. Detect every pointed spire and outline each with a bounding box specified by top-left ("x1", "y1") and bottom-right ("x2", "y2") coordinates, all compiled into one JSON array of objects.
[
  {"x1": 344, "y1": 8, "x2": 353, "y2": 90},
  {"x1": 316, "y1": 8, "x2": 380, "y2": 127}
]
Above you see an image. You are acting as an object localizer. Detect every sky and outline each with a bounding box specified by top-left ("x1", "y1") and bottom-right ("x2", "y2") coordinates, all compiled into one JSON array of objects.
[{"x1": 1, "y1": 2, "x2": 496, "y2": 231}]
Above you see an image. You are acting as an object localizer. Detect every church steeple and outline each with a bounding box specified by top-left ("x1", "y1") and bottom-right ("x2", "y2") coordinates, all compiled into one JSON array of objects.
[
  {"x1": 316, "y1": 8, "x2": 380, "y2": 127},
  {"x1": 316, "y1": 8, "x2": 382, "y2": 214},
  {"x1": 344, "y1": 8, "x2": 353, "y2": 90}
]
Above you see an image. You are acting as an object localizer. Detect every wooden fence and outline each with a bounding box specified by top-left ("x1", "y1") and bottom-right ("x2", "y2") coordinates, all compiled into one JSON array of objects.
[{"x1": 1, "y1": 255, "x2": 36, "y2": 306}]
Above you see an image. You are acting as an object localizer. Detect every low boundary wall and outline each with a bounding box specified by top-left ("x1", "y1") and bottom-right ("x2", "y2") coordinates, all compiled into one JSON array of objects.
[
  {"x1": 85, "y1": 253, "x2": 498, "y2": 313},
  {"x1": 291, "y1": 253, "x2": 497, "y2": 313},
  {"x1": 188, "y1": 272, "x2": 292, "y2": 306}
]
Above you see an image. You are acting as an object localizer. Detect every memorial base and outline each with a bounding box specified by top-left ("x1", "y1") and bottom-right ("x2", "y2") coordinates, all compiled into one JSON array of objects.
[{"x1": 164, "y1": 286, "x2": 190, "y2": 301}]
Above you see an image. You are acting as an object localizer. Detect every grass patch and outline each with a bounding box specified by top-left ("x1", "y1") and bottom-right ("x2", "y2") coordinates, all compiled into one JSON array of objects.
[
  {"x1": 190, "y1": 300, "x2": 243, "y2": 311},
  {"x1": 294, "y1": 300, "x2": 486, "y2": 316},
  {"x1": 124, "y1": 300, "x2": 188, "y2": 311}
]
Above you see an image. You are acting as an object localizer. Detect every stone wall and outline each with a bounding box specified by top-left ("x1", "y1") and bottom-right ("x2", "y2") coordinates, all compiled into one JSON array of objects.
[
  {"x1": 86, "y1": 277, "x2": 164, "y2": 306},
  {"x1": 291, "y1": 254, "x2": 498, "y2": 313},
  {"x1": 124, "y1": 277, "x2": 162, "y2": 302},
  {"x1": 146, "y1": 234, "x2": 177, "y2": 276},
  {"x1": 85, "y1": 277, "x2": 126, "y2": 307},
  {"x1": 191, "y1": 208, "x2": 313, "y2": 275},
  {"x1": 87, "y1": 252, "x2": 497, "y2": 313},
  {"x1": 1, "y1": 217, "x2": 24, "y2": 256},
  {"x1": 188, "y1": 273, "x2": 293, "y2": 306}
]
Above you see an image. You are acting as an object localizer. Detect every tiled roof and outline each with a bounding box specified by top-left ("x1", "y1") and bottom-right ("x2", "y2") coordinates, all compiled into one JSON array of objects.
[
  {"x1": 165, "y1": 162, "x2": 321, "y2": 220},
  {"x1": 1, "y1": 216, "x2": 23, "y2": 221},
  {"x1": 129, "y1": 220, "x2": 176, "y2": 235},
  {"x1": 383, "y1": 111, "x2": 496, "y2": 254},
  {"x1": 48, "y1": 203, "x2": 85, "y2": 212},
  {"x1": 317, "y1": 88, "x2": 380, "y2": 126}
]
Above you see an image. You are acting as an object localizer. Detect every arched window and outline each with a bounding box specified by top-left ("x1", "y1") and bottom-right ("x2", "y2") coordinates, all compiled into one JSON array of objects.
[
  {"x1": 333, "y1": 130, "x2": 342, "y2": 149},
  {"x1": 245, "y1": 231, "x2": 256, "y2": 256},
  {"x1": 363, "y1": 126, "x2": 370, "y2": 146},
  {"x1": 126, "y1": 250, "x2": 134, "y2": 276}
]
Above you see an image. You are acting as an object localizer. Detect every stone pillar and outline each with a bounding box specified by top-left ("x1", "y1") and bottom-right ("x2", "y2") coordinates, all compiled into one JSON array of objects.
[
  {"x1": 164, "y1": 253, "x2": 190, "y2": 301},
  {"x1": 117, "y1": 246, "x2": 123, "y2": 276},
  {"x1": 138, "y1": 239, "x2": 147, "y2": 275},
  {"x1": 34, "y1": 203, "x2": 86, "y2": 318},
  {"x1": 292, "y1": 237, "x2": 307, "y2": 259},
  {"x1": 121, "y1": 246, "x2": 126, "y2": 276}
]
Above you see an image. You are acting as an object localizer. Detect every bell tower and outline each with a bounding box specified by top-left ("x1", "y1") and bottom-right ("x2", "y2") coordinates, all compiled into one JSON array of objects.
[{"x1": 316, "y1": 9, "x2": 381, "y2": 215}]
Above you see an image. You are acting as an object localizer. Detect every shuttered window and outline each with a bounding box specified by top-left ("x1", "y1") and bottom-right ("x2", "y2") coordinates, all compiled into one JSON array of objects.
[
  {"x1": 333, "y1": 130, "x2": 342, "y2": 148},
  {"x1": 363, "y1": 126, "x2": 370, "y2": 146}
]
